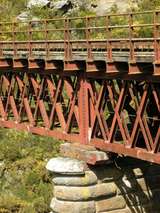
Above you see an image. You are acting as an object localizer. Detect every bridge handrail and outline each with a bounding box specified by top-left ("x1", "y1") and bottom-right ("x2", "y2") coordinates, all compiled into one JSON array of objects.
[{"x1": 0, "y1": 10, "x2": 160, "y2": 61}]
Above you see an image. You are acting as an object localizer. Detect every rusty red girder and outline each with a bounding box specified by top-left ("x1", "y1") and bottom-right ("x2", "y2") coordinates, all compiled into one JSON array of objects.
[
  {"x1": 0, "y1": 11, "x2": 159, "y2": 164},
  {"x1": 0, "y1": 69, "x2": 159, "y2": 163}
]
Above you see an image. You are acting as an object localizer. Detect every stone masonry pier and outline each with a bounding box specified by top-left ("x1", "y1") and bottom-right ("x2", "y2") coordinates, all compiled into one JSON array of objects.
[{"x1": 46, "y1": 144, "x2": 160, "y2": 213}]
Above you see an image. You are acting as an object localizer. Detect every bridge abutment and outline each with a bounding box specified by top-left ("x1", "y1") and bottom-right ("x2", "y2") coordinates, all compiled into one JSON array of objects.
[{"x1": 46, "y1": 143, "x2": 160, "y2": 213}]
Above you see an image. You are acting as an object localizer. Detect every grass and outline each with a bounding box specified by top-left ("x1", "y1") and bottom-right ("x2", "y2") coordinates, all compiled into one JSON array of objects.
[{"x1": 0, "y1": 128, "x2": 62, "y2": 213}]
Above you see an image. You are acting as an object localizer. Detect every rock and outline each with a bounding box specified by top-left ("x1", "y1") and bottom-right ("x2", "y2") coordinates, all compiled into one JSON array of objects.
[
  {"x1": 50, "y1": 198, "x2": 96, "y2": 213},
  {"x1": 51, "y1": 0, "x2": 71, "y2": 9},
  {"x1": 53, "y1": 170, "x2": 97, "y2": 186},
  {"x1": 54, "y1": 183, "x2": 116, "y2": 201},
  {"x1": 50, "y1": 0, "x2": 93, "y2": 15},
  {"x1": 17, "y1": 11, "x2": 30, "y2": 21},
  {"x1": 46, "y1": 157, "x2": 87, "y2": 175},
  {"x1": 95, "y1": 0, "x2": 137, "y2": 15},
  {"x1": 132, "y1": 168, "x2": 144, "y2": 178},
  {"x1": 27, "y1": 0, "x2": 50, "y2": 8},
  {"x1": 0, "y1": 161, "x2": 5, "y2": 178},
  {"x1": 96, "y1": 196, "x2": 126, "y2": 212}
]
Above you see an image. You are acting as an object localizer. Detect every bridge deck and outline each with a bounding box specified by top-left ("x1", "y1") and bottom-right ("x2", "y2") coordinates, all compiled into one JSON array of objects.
[
  {"x1": 1, "y1": 41, "x2": 155, "y2": 62},
  {"x1": 0, "y1": 39, "x2": 159, "y2": 77}
]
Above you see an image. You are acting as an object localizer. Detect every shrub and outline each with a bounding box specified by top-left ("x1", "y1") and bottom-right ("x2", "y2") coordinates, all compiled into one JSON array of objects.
[{"x1": 0, "y1": 128, "x2": 61, "y2": 213}]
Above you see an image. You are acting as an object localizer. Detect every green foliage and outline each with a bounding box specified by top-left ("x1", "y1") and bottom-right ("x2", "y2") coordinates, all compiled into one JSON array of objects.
[
  {"x1": 137, "y1": 0, "x2": 160, "y2": 11},
  {"x1": 0, "y1": 128, "x2": 62, "y2": 213},
  {"x1": 0, "y1": 0, "x2": 27, "y2": 22}
]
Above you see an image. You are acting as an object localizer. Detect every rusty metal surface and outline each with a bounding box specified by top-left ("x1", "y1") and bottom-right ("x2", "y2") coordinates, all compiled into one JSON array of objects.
[
  {"x1": 0, "y1": 11, "x2": 159, "y2": 75},
  {"x1": 0, "y1": 70, "x2": 159, "y2": 164},
  {"x1": 0, "y1": 11, "x2": 159, "y2": 164}
]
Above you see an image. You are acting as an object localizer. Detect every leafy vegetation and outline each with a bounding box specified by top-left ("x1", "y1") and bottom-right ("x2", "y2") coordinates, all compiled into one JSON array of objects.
[
  {"x1": 0, "y1": 0, "x2": 27, "y2": 22},
  {"x1": 0, "y1": 128, "x2": 61, "y2": 213},
  {"x1": 137, "y1": 0, "x2": 160, "y2": 11}
]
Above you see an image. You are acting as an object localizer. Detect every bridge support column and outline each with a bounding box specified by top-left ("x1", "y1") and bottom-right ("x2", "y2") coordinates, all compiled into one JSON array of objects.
[
  {"x1": 46, "y1": 143, "x2": 160, "y2": 213},
  {"x1": 78, "y1": 72, "x2": 90, "y2": 145}
]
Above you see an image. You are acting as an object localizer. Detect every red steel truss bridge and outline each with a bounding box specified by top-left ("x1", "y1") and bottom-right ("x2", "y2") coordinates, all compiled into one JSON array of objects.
[{"x1": 0, "y1": 11, "x2": 159, "y2": 164}]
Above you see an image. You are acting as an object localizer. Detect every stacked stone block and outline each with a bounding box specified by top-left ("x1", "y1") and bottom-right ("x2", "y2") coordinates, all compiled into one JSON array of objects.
[{"x1": 46, "y1": 156, "x2": 160, "y2": 213}]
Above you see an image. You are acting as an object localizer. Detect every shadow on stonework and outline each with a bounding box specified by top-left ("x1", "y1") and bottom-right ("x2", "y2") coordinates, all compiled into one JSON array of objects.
[{"x1": 91, "y1": 156, "x2": 160, "y2": 213}]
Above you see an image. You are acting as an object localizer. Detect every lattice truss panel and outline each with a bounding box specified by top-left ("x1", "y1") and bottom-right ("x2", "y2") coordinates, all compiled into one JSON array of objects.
[
  {"x1": 0, "y1": 71, "x2": 80, "y2": 142},
  {"x1": 0, "y1": 70, "x2": 159, "y2": 162},
  {"x1": 87, "y1": 79, "x2": 160, "y2": 159}
]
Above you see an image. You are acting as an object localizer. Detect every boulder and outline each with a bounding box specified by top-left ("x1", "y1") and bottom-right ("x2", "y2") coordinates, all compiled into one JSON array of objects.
[{"x1": 27, "y1": 0, "x2": 50, "y2": 8}]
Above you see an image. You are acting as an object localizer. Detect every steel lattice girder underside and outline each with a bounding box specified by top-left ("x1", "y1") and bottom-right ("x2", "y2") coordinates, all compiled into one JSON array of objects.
[{"x1": 0, "y1": 64, "x2": 159, "y2": 164}]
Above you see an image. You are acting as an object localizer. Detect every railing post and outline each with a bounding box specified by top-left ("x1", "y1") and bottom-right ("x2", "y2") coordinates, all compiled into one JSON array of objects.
[
  {"x1": 64, "y1": 18, "x2": 67, "y2": 61},
  {"x1": 85, "y1": 17, "x2": 92, "y2": 61},
  {"x1": 154, "y1": 11, "x2": 160, "y2": 75},
  {"x1": 128, "y1": 13, "x2": 140, "y2": 74},
  {"x1": 106, "y1": 15, "x2": 112, "y2": 62},
  {"x1": 64, "y1": 18, "x2": 74, "y2": 70},
  {"x1": 12, "y1": 22, "x2": 17, "y2": 57},
  {"x1": 28, "y1": 21, "x2": 32, "y2": 58},
  {"x1": 45, "y1": 19, "x2": 49, "y2": 58},
  {"x1": 0, "y1": 23, "x2": 2, "y2": 57},
  {"x1": 129, "y1": 13, "x2": 134, "y2": 62},
  {"x1": 106, "y1": 15, "x2": 118, "y2": 73},
  {"x1": 64, "y1": 18, "x2": 72, "y2": 61}
]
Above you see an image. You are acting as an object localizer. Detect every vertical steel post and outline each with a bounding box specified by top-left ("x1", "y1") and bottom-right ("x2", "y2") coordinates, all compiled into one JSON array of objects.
[
  {"x1": 78, "y1": 71, "x2": 89, "y2": 145},
  {"x1": 106, "y1": 15, "x2": 117, "y2": 73},
  {"x1": 86, "y1": 17, "x2": 92, "y2": 61},
  {"x1": 106, "y1": 15, "x2": 112, "y2": 63},
  {"x1": 28, "y1": 21, "x2": 32, "y2": 58},
  {"x1": 45, "y1": 20, "x2": 49, "y2": 58},
  {"x1": 128, "y1": 13, "x2": 139, "y2": 74},
  {"x1": 129, "y1": 13, "x2": 134, "y2": 62},
  {"x1": 0, "y1": 23, "x2": 2, "y2": 57},
  {"x1": 64, "y1": 18, "x2": 72, "y2": 61},
  {"x1": 12, "y1": 22, "x2": 17, "y2": 57}
]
